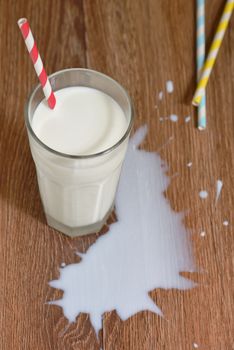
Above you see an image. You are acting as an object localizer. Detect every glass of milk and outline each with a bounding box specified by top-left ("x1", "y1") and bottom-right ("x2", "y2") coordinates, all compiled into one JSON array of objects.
[{"x1": 25, "y1": 68, "x2": 134, "y2": 237}]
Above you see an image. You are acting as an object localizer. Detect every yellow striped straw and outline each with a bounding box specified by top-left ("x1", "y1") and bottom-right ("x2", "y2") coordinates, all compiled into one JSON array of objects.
[{"x1": 193, "y1": 0, "x2": 234, "y2": 106}]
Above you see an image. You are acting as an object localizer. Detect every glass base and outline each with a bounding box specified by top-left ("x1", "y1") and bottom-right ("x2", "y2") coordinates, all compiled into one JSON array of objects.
[{"x1": 45, "y1": 205, "x2": 114, "y2": 237}]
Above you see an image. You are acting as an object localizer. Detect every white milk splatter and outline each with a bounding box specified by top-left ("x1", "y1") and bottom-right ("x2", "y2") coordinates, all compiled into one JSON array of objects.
[
  {"x1": 193, "y1": 343, "x2": 199, "y2": 348},
  {"x1": 185, "y1": 116, "x2": 191, "y2": 123},
  {"x1": 166, "y1": 80, "x2": 174, "y2": 93},
  {"x1": 49, "y1": 126, "x2": 195, "y2": 336},
  {"x1": 215, "y1": 179, "x2": 223, "y2": 203},
  {"x1": 223, "y1": 220, "x2": 229, "y2": 226},
  {"x1": 187, "y1": 162, "x2": 192, "y2": 168},
  {"x1": 200, "y1": 231, "x2": 206, "y2": 237},
  {"x1": 158, "y1": 91, "x2": 163, "y2": 100},
  {"x1": 170, "y1": 114, "x2": 178, "y2": 122},
  {"x1": 61, "y1": 263, "x2": 66, "y2": 267},
  {"x1": 199, "y1": 191, "x2": 208, "y2": 199}
]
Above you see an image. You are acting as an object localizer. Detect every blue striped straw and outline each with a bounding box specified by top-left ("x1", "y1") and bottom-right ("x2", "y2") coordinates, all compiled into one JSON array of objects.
[{"x1": 197, "y1": 0, "x2": 206, "y2": 130}]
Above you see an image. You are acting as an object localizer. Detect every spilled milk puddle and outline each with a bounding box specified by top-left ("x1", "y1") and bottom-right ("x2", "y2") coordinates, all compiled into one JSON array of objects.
[{"x1": 49, "y1": 125, "x2": 195, "y2": 335}]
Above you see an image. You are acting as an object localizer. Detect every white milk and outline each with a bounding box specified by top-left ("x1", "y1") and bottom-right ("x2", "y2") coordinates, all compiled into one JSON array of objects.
[
  {"x1": 29, "y1": 87, "x2": 128, "y2": 235},
  {"x1": 49, "y1": 126, "x2": 195, "y2": 336},
  {"x1": 32, "y1": 87, "x2": 127, "y2": 155}
]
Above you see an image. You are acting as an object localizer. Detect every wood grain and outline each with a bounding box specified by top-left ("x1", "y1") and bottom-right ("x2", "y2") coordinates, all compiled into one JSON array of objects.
[{"x1": 0, "y1": 0, "x2": 233, "y2": 349}]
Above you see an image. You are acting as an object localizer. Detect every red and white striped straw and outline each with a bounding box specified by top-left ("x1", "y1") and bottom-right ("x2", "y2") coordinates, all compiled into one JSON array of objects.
[{"x1": 18, "y1": 18, "x2": 56, "y2": 109}]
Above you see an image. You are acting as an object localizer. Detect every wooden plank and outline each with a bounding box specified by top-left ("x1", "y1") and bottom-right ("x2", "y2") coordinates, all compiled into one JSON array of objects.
[{"x1": 0, "y1": 0, "x2": 233, "y2": 349}]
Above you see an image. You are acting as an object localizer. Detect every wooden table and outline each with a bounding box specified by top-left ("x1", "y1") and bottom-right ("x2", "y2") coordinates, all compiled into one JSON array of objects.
[{"x1": 0, "y1": 1, "x2": 233, "y2": 349}]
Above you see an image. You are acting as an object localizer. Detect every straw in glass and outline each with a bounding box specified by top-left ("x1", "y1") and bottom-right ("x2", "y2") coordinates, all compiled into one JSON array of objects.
[{"x1": 18, "y1": 18, "x2": 56, "y2": 109}]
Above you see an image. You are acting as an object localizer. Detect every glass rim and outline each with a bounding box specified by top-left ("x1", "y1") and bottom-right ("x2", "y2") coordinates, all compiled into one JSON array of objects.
[{"x1": 25, "y1": 68, "x2": 134, "y2": 159}]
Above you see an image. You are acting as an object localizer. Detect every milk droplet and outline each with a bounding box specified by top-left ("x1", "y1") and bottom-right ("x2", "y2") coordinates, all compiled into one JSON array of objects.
[
  {"x1": 49, "y1": 126, "x2": 195, "y2": 336},
  {"x1": 199, "y1": 191, "x2": 208, "y2": 199},
  {"x1": 193, "y1": 343, "x2": 199, "y2": 349},
  {"x1": 215, "y1": 179, "x2": 223, "y2": 203},
  {"x1": 170, "y1": 114, "x2": 178, "y2": 122},
  {"x1": 158, "y1": 91, "x2": 163, "y2": 100},
  {"x1": 61, "y1": 263, "x2": 66, "y2": 267},
  {"x1": 185, "y1": 116, "x2": 191, "y2": 123},
  {"x1": 223, "y1": 220, "x2": 229, "y2": 226},
  {"x1": 200, "y1": 231, "x2": 206, "y2": 237},
  {"x1": 166, "y1": 80, "x2": 174, "y2": 93},
  {"x1": 187, "y1": 162, "x2": 192, "y2": 168}
]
